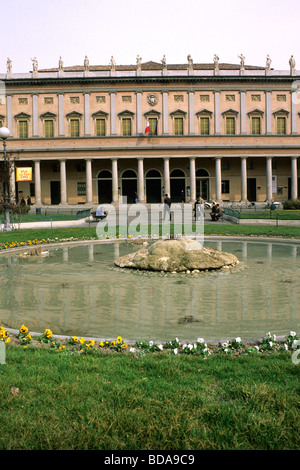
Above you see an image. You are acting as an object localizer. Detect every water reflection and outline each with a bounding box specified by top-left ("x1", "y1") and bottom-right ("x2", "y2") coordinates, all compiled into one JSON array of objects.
[{"x1": 0, "y1": 239, "x2": 299, "y2": 341}]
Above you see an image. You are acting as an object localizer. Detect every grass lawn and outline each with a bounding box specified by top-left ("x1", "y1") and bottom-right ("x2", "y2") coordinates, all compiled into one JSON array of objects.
[
  {"x1": 239, "y1": 210, "x2": 300, "y2": 220},
  {"x1": 0, "y1": 343, "x2": 299, "y2": 451}
]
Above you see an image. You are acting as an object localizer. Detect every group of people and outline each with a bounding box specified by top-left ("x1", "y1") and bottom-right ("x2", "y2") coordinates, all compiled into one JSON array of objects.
[{"x1": 210, "y1": 202, "x2": 222, "y2": 221}]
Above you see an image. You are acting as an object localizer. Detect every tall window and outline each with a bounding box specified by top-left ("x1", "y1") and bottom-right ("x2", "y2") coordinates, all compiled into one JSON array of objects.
[
  {"x1": 277, "y1": 117, "x2": 286, "y2": 134},
  {"x1": 251, "y1": 116, "x2": 261, "y2": 135},
  {"x1": 44, "y1": 119, "x2": 54, "y2": 138},
  {"x1": 70, "y1": 119, "x2": 80, "y2": 137},
  {"x1": 96, "y1": 118, "x2": 106, "y2": 136},
  {"x1": 149, "y1": 118, "x2": 158, "y2": 135},
  {"x1": 200, "y1": 117, "x2": 209, "y2": 135},
  {"x1": 226, "y1": 117, "x2": 235, "y2": 135},
  {"x1": 122, "y1": 118, "x2": 131, "y2": 136},
  {"x1": 174, "y1": 117, "x2": 183, "y2": 135},
  {"x1": 18, "y1": 120, "x2": 28, "y2": 138}
]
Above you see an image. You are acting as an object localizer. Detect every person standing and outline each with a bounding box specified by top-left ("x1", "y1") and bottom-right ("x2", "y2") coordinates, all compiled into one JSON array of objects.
[{"x1": 163, "y1": 194, "x2": 171, "y2": 221}]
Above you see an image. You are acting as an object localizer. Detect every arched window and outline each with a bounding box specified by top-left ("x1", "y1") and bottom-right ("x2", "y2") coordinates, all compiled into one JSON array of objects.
[
  {"x1": 98, "y1": 170, "x2": 112, "y2": 179},
  {"x1": 196, "y1": 169, "x2": 209, "y2": 177},
  {"x1": 122, "y1": 170, "x2": 137, "y2": 178}
]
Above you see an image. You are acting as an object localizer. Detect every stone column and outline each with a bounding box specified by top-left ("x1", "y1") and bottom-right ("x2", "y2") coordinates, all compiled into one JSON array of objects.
[
  {"x1": 266, "y1": 157, "x2": 272, "y2": 202},
  {"x1": 9, "y1": 161, "x2": 16, "y2": 203},
  {"x1": 291, "y1": 91, "x2": 298, "y2": 135},
  {"x1": 188, "y1": 91, "x2": 195, "y2": 135},
  {"x1": 215, "y1": 157, "x2": 222, "y2": 202},
  {"x1": 58, "y1": 94, "x2": 65, "y2": 136},
  {"x1": 163, "y1": 157, "x2": 170, "y2": 196},
  {"x1": 137, "y1": 158, "x2": 145, "y2": 202},
  {"x1": 241, "y1": 156, "x2": 247, "y2": 201},
  {"x1": 86, "y1": 159, "x2": 93, "y2": 204},
  {"x1": 136, "y1": 92, "x2": 143, "y2": 135},
  {"x1": 60, "y1": 159, "x2": 67, "y2": 205},
  {"x1": 214, "y1": 92, "x2": 220, "y2": 135},
  {"x1": 110, "y1": 93, "x2": 116, "y2": 135},
  {"x1": 32, "y1": 94, "x2": 39, "y2": 137},
  {"x1": 189, "y1": 157, "x2": 196, "y2": 202},
  {"x1": 162, "y1": 92, "x2": 169, "y2": 135},
  {"x1": 112, "y1": 158, "x2": 119, "y2": 203},
  {"x1": 240, "y1": 91, "x2": 246, "y2": 135},
  {"x1": 291, "y1": 157, "x2": 298, "y2": 200},
  {"x1": 265, "y1": 92, "x2": 272, "y2": 135},
  {"x1": 34, "y1": 160, "x2": 42, "y2": 206},
  {"x1": 84, "y1": 93, "x2": 90, "y2": 136}
]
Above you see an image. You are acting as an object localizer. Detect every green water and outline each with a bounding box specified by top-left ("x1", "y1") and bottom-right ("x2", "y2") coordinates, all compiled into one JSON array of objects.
[{"x1": 0, "y1": 239, "x2": 299, "y2": 342}]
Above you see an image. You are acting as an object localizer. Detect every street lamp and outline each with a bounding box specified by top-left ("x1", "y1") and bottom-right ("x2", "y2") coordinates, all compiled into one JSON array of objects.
[{"x1": 0, "y1": 127, "x2": 11, "y2": 231}]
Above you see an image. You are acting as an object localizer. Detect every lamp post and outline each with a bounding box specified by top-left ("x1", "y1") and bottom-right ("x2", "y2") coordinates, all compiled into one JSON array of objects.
[{"x1": 0, "y1": 127, "x2": 11, "y2": 231}]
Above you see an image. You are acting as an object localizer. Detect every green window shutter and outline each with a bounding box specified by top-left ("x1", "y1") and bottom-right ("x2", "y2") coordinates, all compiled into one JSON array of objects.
[
  {"x1": 96, "y1": 119, "x2": 106, "y2": 136},
  {"x1": 174, "y1": 117, "x2": 183, "y2": 135},
  {"x1": 226, "y1": 117, "x2": 235, "y2": 135},
  {"x1": 45, "y1": 119, "x2": 54, "y2": 138},
  {"x1": 70, "y1": 119, "x2": 80, "y2": 137},
  {"x1": 277, "y1": 117, "x2": 286, "y2": 134},
  {"x1": 251, "y1": 117, "x2": 261, "y2": 135},
  {"x1": 149, "y1": 118, "x2": 157, "y2": 135},
  {"x1": 200, "y1": 117, "x2": 209, "y2": 135},
  {"x1": 19, "y1": 120, "x2": 28, "y2": 138},
  {"x1": 122, "y1": 118, "x2": 131, "y2": 136}
]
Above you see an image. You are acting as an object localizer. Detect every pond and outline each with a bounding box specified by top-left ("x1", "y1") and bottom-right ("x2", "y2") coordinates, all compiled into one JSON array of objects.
[{"x1": 0, "y1": 239, "x2": 299, "y2": 342}]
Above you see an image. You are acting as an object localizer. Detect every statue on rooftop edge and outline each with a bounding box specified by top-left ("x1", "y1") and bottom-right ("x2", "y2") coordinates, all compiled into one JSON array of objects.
[
  {"x1": 136, "y1": 55, "x2": 142, "y2": 70},
  {"x1": 214, "y1": 54, "x2": 219, "y2": 70},
  {"x1": 58, "y1": 56, "x2": 63, "y2": 70},
  {"x1": 266, "y1": 55, "x2": 271, "y2": 70},
  {"x1": 187, "y1": 54, "x2": 193, "y2": 70},
  {"x1": 84, "y1": 55, "x2": 89, "y2": 71},
  {"x1": 6, "y1": 57, "x2": 12, "y2": 73},
  {"x1": 161, "y1": 55, "x2": 167, "y2": 69},
  {"x1": 110, "y1": 56, "x2": 116, "y2": 70},
  {"x1": 238, "y1": 54, "x2": 245, "y2": 69},
  {"x1": 31, "y1": 57, "x2": 38, "y2": 72},
  {"x1": 289, "y1": 55, "x2": 296, "y2": 72}
]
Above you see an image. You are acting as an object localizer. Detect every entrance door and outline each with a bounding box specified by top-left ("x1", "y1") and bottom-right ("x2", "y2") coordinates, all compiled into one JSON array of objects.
[
  {"x1": 146, "y1": 170, "x2": 162, "y2": 203},
  {"x1": 98, "y1": 170, "x2": 112, "y2": 203},
  {"x1": 196, "y1": 179, "x2": 209, "y2": 201},
  {"x1": 247, "y1": 178, "x2": 256, "y2": 202},
  {"x1": 170, "y1": 169, "x2": 185, "y2": 202},
  {"x1": 50, "y1": 181, "x2": 61, "y2": 205},
  {"x1": 122, "y1": 170, "x2": 137, "y2": 203}
]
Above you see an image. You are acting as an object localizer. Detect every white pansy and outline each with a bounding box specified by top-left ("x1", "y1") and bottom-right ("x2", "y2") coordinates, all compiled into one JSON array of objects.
[
  {"x1": 174, "y1": 348, "x2": 178, "y2": 355},
  {"x1": 149, "y1": 341, "x2": 153, "y2": 347},
  {"x1": 290, "y1": 331, "x2": 296, "y2": 337},
  {"x1": 197, "y1": 338, "x2": 205, "y2": 343},
  {"x1": 158, "y1": 344, "x2": 163, "y2": 350},
  {"x1": 182, "y1": 343, "x2": 187, "y2": 349},
  {"x1": 130, "y1": 347, "x2": 135, "y2": 353},
  {"x1": 235, "y1": 337, "x2": 242, "y2": 343}
]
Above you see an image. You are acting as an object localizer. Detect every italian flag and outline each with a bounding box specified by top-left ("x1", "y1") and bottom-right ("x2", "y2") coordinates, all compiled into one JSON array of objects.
[{"x1": 145, "y1": 121, "x2": 150, "y2": 134}]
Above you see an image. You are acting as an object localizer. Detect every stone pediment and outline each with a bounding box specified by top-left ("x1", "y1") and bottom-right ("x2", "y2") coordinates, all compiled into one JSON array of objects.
[
  {"x1": 170, "y1": 109, "x2": 187, "y2": 116},
  {"x1": 247, "y1": 108, "x2": 264, "y2": 115},
  {"x1": 65, "y1": 111, "x2": 83, "y2": 119},
  {"x1": 118, "y1": 110, "x2": 135, "y2": 117},
  {"x1": 40, "y1": 111, "x2": 57, "y2": 120},
  {"x1": 14, "y1": 112, "x2": 31, "y2": 120},
  {"x1": 144, "y1": 109, "x2": 161, "y2": 117},
  {"x1": 196, "y1": 109, "x2": 213, "y2": 116},
  {"x1": 92, "y1": 110, "x2": 109, "y2": 119},
  {"x1": 272, "y1": 108, "x2": 289, "y2": 115},
  {"x1": 221, "y1": 108, "x2": 239, "y2": 115}
]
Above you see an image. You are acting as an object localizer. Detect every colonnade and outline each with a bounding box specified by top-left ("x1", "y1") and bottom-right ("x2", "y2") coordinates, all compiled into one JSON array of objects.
[{"x1": 12, "y1": 155, "x2": 299, "y2": 205}]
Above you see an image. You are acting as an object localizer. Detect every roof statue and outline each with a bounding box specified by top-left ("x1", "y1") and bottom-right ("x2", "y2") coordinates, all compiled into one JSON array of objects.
[
  {"x1": 136, "y1": 55, "x2": 142, "y2": 70},
  {"x1": 58, "y1": 56, "x2": 63, "y2": 71},
  {"x1": 31, "y1": 57, "x2": 38, "y2": 72},
  {"x1": 238, "y1": 54, "x2": 245, "y2": 69},
  {"x1": 161, "y1": 55, "x2": 167, "y2": 69},
  {"x1": 289, "y1": 55, "x2": 296, "y2": 73},
  {"x1": 266, "y1": 55, "x2": 272, "y2": 70},
  {"x1": 6, "y1": 57, "x2": 12, "y2": 73},
  {"x1": 213, "y1": 54, "x2": 219, "y2": 70},
  {"x1": 187, "y1": 54, "x2": 193, "y2": 70},
  {"x1": 84, "y1": 55, "x2": 89, "y2": 71},
  {"x1": 110, "y1": 56, "x2": 116, "y2": 71}
]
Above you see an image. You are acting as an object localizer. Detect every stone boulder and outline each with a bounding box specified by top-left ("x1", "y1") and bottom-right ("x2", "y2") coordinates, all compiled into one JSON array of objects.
[{"x1": 114, "y1": 238, "x2": 239, "y2": 272}]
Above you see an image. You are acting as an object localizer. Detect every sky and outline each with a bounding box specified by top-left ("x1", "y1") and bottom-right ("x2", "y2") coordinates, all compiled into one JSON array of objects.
[{"x1": 1, "y1": 0, "x2": 300, "y2": 73}]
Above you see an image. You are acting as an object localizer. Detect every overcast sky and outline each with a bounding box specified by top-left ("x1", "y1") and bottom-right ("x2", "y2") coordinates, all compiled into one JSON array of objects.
[{"x1": 2, "y1": 0, "x2": 300, "y2": 73}]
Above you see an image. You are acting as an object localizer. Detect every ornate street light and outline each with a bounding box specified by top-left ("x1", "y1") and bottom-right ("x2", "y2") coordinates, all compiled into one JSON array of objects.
[{"x1": 0, "y1": 127, "x2": 11, "y2": 231}]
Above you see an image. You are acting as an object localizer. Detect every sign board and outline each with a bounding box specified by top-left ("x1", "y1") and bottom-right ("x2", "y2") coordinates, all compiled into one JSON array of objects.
[{"x1": 16, "y1": 167, "x2": 32, "y2": 182}]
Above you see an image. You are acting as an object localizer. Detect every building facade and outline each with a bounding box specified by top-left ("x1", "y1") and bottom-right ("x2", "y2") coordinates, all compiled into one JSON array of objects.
[{"x1": 1, "y1": 56, "x2": 300, "y2": 206}]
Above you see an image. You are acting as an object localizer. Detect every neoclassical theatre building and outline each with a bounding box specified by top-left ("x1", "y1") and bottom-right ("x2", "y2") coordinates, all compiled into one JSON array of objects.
[{"x1": 1, "y1": 54, "x2": 300, "y2": 206}]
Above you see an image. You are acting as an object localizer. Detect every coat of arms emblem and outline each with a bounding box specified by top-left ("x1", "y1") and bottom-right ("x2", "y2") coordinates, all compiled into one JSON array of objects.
[{"x1": 147, "y1": 94, "x2": 158, "y2": 106}]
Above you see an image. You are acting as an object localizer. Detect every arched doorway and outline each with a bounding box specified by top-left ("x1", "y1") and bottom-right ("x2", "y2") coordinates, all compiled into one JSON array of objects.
[
  {"x1": 146, "y1": 169, "x2": 162, "y2": 203},
  {"x1": 122, "y1": 169, "x2": 137, "y2": 203},
  {"x1": 196, "y1": 169, "x2": 210, "y2": 201},
  {"x1": 170, "y1": 169, "x2": 186, "y2": 202},
  {"x1": 98, "y1": 170, "x2": 112, "y2": 203}
]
